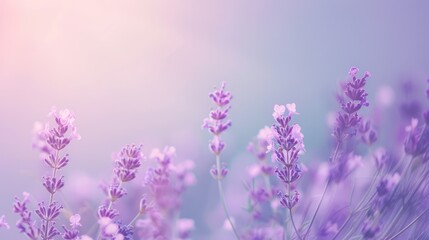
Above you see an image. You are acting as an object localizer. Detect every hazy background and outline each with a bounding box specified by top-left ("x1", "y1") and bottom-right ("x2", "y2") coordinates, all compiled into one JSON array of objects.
[{"x1": 1, "y1": 1, "x2": 429, "y2": 238}]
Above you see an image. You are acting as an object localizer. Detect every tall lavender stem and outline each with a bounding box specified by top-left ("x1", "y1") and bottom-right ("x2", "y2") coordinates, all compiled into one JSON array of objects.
[
  {"x1": 305, "y1": 68, "x2": 370, "y2": 239},
  {"x1": 271, "y1": 103, "x2": 305, "y2": 239},
  {"x1": 215, "y1": 154, "x2": 240, "y2": 239},
  {"x1": 37, "y1": 108, "x2": 81, "y2": 240},
  {"x1": 202, "y1": 82, "x2": 239, "y2": 239}
]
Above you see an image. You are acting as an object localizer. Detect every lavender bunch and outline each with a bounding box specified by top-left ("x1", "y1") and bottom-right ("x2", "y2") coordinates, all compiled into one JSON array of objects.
[
  {"x1": 271, "y1": 103, "x2": 305, "y2": 239},
  {"x1": 97, "y1": 144, "x2": 144, "y2": 239},
  {"x1": 13, "y1": 108, "x2": 81, "y2": 240},
  {"x1": 202, "y1": 82, "x2": 239, "y2": 239},
  {"x1": 245, "y1": 127, "x2": 276, "y2": 221}
]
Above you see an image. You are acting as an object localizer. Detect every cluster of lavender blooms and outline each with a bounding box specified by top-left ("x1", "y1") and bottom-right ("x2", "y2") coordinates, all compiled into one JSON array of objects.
[
  {"x1": 12, "y1": 108, "x2": 82, "y2": 240},
  {"x1": 97, "y1": 144, "x2": 144, "y2": 239},
  {"x1": 201, "y1": 70, "x2": 429, "y2": 240},
  {"x1": 3, "y1": 107, "x2": 196, "y2": 240},
  {"x1": 3, "y1": 68, "x2": 429, "y2": 240},
  {"x1": 136, "y1": 146, "x2": 195, "y2": 239}
]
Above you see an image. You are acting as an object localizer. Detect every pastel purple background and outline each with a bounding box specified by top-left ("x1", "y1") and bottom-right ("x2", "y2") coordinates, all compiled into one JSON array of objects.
[{"x1": 1, "y1": 1, "x2": 429, "y2": 238}]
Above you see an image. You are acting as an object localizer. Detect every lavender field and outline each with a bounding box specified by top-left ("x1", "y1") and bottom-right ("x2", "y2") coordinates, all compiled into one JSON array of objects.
[{"x1": 1, "y1": 1, "x2": 429, "y2": 239}]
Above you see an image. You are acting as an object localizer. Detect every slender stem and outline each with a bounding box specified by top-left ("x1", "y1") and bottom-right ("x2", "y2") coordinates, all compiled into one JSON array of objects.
[
  {"x1": 289, "y1": 208, "x2": 303, "y2": 240},
  {"x1": 127, "y1": 211, "x2": 141, "y2": 227},
  {"x1": 215, "y1": 155, "x2": 240, "y2": 240},
  {"x1": 263, "y1": 174, "x2": 272, "y2": 196},
  {"x1": 385, "y1": 209, "x2": 428, "y2": 240},
  {"x1": 303, "y1": 141, "x2": 341, "y2": 239},
  {"x1": 304, "y1": 179, "x2": 330, "y2": 240},
  {"x1": 44, "y1": 149, "x2": 59, "y2": 240},
  {"x1": 331, "y1": 170, "x2": 380, "y2": 240}
]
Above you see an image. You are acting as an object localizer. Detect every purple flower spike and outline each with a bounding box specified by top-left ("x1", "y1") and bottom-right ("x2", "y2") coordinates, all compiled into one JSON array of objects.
[
  {"x1": 98, "y1": 143, "x2": 144, "y2": 238},
  {"x1": 13, "y1": 193, "x2": 39, "y2": 239},
  {"x1": 271, "y1": 103, "x2": 304, "y2": 209},
  {"x1": 19, "y1": 108, "x2": 81, "y2": 240},
  {"x1": 334, "y1": 68, "x2": 370, "y2": 141},
  {"x1": 203, "y1": 83, "x2": 240, "y2": 239},
  {"x1": 203, "y1": 82, "x2": 232, "y2": 156},
  {"x1": 114, "y1": 144, "x2": 144, "y2": 183}
]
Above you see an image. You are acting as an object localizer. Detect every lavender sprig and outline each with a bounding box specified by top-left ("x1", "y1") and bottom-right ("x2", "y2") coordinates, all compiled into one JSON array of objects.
[
  {"x1": 136, "y1": 147, "x2": 195, "y2": 239},
  {"x1": 13, "y1": 192, "x2": 39, "y2": 240},
  {"x1": 271, "y1": 103, "x2": 304, "y2": 239},
  {"x1": 98, "y1": 144, "x2": 144, "y2": 239},
  {"x1": 202, "y1": 82, "x2": 239, "y2": 239},
  {"x1": 37, "y1": 108, "x2": 81, "y2": 240},
  {"x1": 305, "y1": 68, "x2": 371, "y2": 239}
]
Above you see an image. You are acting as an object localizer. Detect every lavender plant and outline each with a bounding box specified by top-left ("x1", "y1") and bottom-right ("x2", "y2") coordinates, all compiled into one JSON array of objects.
[
  {"x1": 97, "y1": 144, "x2": 144, "y2": 239},
  {"x1": 12, "y1": 108, "x2": 81, "y2": 240},
  {"x1": 271, "y1": 103, "x2": 305, "y2": 239},
  {"x1": 135, "y1": 146, "x2": 195, "y2": 239},
  {"x1": 4, "y1": 69, "x2": 429, "y2": 240},
  {"x1": 202, "y1": 82, "x2": 239, "y2": 239}
]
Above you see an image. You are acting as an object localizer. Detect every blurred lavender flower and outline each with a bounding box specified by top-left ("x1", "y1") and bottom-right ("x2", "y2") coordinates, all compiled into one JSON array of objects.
[
  {"x1": 176, "y1": 218, "x2": 195, "y2": 239},
  {"x1": 13, "y1": 192, "x2": 39, "y2": 240},
  {"x1": 334, "y1": 67, "x2": 370, "y2": 141},
  {"x1": 0, "y1": 215, "x2": 9, "y2": 230},
  {"x1": 136, "y1": 147, "x2": 195, "y2": 239}
]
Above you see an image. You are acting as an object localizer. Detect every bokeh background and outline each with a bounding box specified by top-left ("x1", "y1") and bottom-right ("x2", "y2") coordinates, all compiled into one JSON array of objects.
[{"x1": 1, "y1": 1, "x2": 429, "y2": 239}]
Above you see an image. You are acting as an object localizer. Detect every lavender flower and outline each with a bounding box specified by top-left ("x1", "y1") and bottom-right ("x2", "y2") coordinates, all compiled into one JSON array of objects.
[
  {"x1": 334, "y1": 67, "x2": 370, "y2": 141},
  {"x1": 202, "y1": 82, "x2": 239, "y2": 239},
  {"x1": 271, "y1": 103, "x2": 304, "y2": 239},
  {"x1": 98, "y1": 144, "x2": 144, "y2": 239},
  {"x1": 271, "y1": 103, "x2": 304, "y2": 209},
  {"x1": 137, "y1": 147, "x2": 195, "y2": 239},
  {"x1": 13, "y1": 108, "x2": 80, "y2": 240},
  {"x1": 13, "y1": 192, "x2": 39, "y2": 240},
  {"x1": 37, "y1": 108, "x2": 80, "y2": 240},
  {"x1": 202, "y1": 81, "x2": 232, "y2": 175}
]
